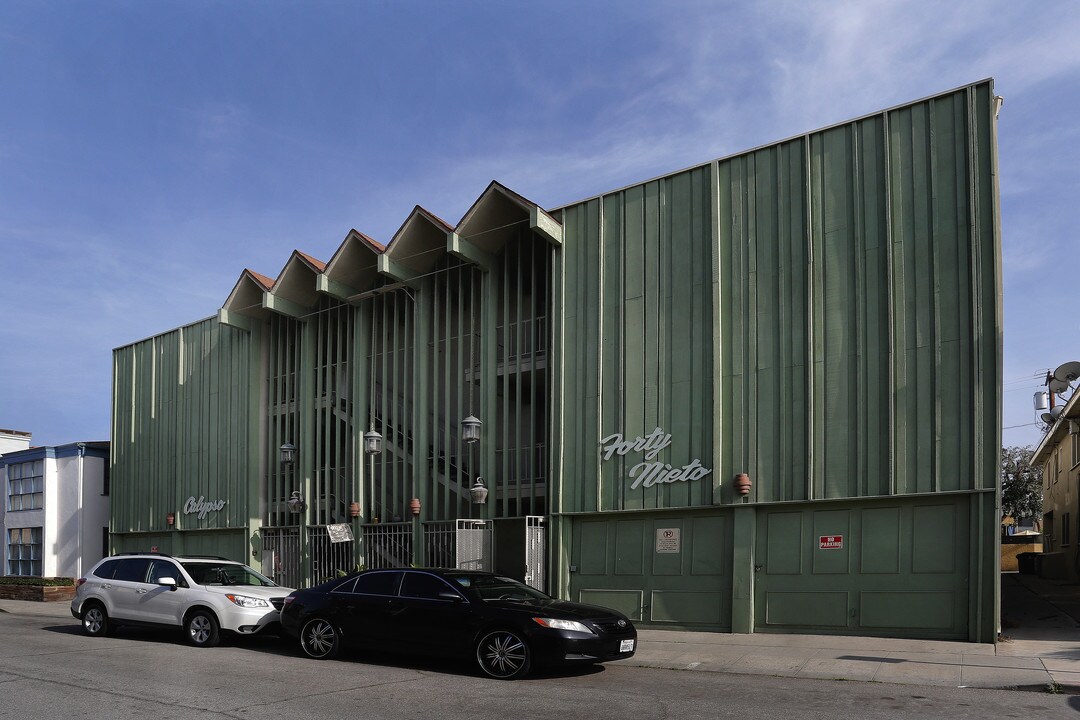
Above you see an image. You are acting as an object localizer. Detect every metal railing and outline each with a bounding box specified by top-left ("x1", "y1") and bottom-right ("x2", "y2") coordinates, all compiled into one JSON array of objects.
[
  {"x1": 495, "y1": 443, "x2": 547, "y2": 486},
  {"x1": 424, "y1": 522, "x2": 456, "y2": 568},
  {"x1": 309, "y1": 525, "x2": 355, "y2": 582},
  {"x1": 361, "y1": 523, "x2": 412, "y2": 568},
  {"x1": 497, "y1": 316, "x2": 547, "y2": 360}
]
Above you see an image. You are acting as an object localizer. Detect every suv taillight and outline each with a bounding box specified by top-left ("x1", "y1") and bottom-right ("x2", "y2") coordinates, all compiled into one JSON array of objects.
[{"x1": 76, "y1": 578, "x2": 86, "y2": 587}]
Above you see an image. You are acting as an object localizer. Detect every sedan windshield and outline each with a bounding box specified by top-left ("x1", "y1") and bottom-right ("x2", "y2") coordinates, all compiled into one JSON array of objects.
[
  {"x1": 181, "y1": 562, "x2": 276, "y2": 587},
  {"x1": 455, "y1": 575, "x2": 549, "y2": 602}
]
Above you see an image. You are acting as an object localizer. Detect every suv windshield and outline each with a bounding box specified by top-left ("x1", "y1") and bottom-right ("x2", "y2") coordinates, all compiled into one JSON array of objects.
[{"x1": 180, "y1": 562, "x2": 276, "y2": 587}]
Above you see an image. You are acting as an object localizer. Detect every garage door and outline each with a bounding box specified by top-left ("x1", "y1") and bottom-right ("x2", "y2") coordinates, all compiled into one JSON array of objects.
[
  {"x1": 569, "y1": 510, "x2": 733, "y2": 630},
  {"x1": 753, "y1": 496, "x2": 970, "y2": 639}
]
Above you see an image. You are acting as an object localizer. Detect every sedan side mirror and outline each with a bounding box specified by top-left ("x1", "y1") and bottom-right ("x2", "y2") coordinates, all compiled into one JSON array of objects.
[
  {"x1": 437, "y1": 591, "x2": 464, "y2": 603},
  {"x1": 156, "y1": 577, "x2": 178, "y2": 591}
]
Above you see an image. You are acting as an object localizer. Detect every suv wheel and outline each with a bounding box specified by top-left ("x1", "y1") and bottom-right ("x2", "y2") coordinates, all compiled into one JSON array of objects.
[
  {"x1": 81, "y1": 603, "x2": 109, "y2": 637},
  {"x1": 299, "y1": 618, "x2": 340, "y2": 659},
  {"x1": 185, "y1": 610, "x2": 220, "y2": 648}
]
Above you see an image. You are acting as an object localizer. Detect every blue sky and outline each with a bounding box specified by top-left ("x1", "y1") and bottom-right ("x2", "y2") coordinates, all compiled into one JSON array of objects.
[{"x1": 1, "y1": 1, "x2": 1078, "y2": 449}]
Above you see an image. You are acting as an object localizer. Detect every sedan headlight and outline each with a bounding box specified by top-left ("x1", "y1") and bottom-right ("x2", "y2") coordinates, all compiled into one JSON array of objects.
[
  {"x1": 225, "y1": 594, "x2": 269, "y2": 608},
  {"x1": 533, "y1": 618, "x2": 595, "y2": 634}
]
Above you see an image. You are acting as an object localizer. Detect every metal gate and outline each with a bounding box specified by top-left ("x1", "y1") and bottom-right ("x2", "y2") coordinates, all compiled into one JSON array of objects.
[
  {"x1": 456, "y1": 519, "x2": 492, "y2": 571},
  {"x1": 425, "y1": 522, "x2": 456, "y2": 568},
  {"x1": 261, "y1": 526, "x2": 300, "y2": 589},
  {"x1": 309, "y1": 525, "x2": 355, "y2": 582},
  {"x1": 361, "y1": 523, "x2": 413, "y2": 568},
  {"x1": 524, "y1": 516, "x2": 546, "y2": 591}
]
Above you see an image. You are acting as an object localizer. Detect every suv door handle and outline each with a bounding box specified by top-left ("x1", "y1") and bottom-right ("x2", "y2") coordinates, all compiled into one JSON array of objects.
[
  {"x1": 136, "y1": 589, "x2": 148, "y2": 594},
  {"x1": 102, "y1": 584, "x2": 112, "y2": 589}
]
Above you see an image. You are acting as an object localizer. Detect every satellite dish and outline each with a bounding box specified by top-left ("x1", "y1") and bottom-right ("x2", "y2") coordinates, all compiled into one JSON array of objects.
[
  {"x1": 1041, "y1": 412, "x2": 1056, "y2": 425},
  {"x1": 1049, "y1": 378, "x2": 1070, "y2": 394},
  {"x1": 1054, "y1": 361, "x2": 1080, "y2": 384},
  {"x1": 1051, "y1": 406, "x2": 1065, "y2": 420}
]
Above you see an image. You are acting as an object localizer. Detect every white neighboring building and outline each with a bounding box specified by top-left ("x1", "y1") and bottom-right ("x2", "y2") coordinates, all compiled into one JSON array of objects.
[
  {"x1": 1, "y1": 441, "x2": 110, "y2": 578},
  {"x1": 0, "y1": 429, "x2": 32, "y2": 456}
]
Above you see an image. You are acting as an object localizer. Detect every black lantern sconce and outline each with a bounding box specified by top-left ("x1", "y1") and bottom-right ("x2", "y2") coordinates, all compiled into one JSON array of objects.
[{"x1": 279, "y1": 442, "x2": 296, "y2": 465}]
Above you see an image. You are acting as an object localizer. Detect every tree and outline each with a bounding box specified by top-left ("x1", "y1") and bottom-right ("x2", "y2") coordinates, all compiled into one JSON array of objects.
[{"x1": 1001, "y1": 445, "x2": 1042, "y2": 522}]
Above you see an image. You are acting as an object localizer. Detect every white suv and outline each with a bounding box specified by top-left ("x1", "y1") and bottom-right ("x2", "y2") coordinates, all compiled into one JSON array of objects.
[{"x1": 71, "y1": 553, "x2": 294, "y2": 647}]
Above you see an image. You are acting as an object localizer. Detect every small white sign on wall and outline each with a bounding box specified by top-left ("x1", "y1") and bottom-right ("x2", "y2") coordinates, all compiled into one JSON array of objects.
[{"x1": 656, "y1": 528, "x2": 681, "y2": 554}]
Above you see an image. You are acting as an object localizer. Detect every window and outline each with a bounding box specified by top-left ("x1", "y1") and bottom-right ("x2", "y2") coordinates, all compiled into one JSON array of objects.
[
  {"x1": 102, "y1": 462, "x2": 110, "y2": 496},
  {"x1": 7, "y1": 527, "x2": 42, "y2": 576},
  {"x1": 400, "y1": 572, "x2": 461, "y2": 600},
  {"x1": 101, "y1": 527, "x2": 109, "y2": 559},
  {"x1": 93, "y1": 559, "x2": 121, "y2": 579},
  {"x1": 112, "y1": 558, "x2": 151, "y2": 583},
  {"x1": 7, "y1": 460, "x2": 44, "y2": 511},
  {"x1": 1065, "y1": 513, "x2": 1072, "y2": 547},
  {"x1": 353, "y1": 571, "x2": 403, "y2": 596},
  {"x1": 149, "y1": 559, "x2": 186, "y2": 587}
]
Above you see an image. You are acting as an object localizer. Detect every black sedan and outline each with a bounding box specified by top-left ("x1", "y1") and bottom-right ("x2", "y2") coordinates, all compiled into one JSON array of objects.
[{"x1": 279, "y1": 568, "x2": 637, "y2": 679}]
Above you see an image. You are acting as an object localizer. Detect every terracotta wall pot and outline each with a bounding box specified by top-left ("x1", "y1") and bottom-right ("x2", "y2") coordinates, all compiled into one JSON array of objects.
[{"x1": 734, "y1": 473, "x2": 752, "y2": 496}]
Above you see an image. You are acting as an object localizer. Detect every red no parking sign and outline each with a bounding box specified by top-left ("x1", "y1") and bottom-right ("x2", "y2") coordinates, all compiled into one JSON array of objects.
[{"x1": 819, "y1": 535, "x2": 843, "y2": 550}]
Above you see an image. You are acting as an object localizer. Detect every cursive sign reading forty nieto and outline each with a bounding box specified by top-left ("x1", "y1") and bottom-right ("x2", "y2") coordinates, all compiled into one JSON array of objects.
[{"x1": 600, "y1": 428, "x2": 713, "y2": 490}]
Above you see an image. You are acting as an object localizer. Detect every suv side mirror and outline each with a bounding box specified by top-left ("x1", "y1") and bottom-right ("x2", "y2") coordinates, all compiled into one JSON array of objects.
[
  {"x1": 437, "y1": 591, "x2": 464, "y2": 603},
  {"x1": 156, "y1": 577, "x2": 178, "y2": 591}
]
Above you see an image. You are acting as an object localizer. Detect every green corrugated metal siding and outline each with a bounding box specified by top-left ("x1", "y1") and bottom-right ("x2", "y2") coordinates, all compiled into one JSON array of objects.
[
  {"x1": 559, "y1": 81, "x2": 1000, "y2": 511},
  {"x1": 561, "y1": 166, "x2": 715, "y2": 514},
  {"x1": 112, "y1": 317, "x2": 253, "y2": 534}
]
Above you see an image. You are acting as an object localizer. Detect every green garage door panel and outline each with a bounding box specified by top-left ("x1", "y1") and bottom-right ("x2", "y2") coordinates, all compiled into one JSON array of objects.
[
  {"x1": 578, "y1": 521, "x2": 610, "y2": 575},
  {"x1": 755, "y1": 496, "x2": 970, "y2": 639},
  {"x1": 570, "y1": 511, "x2": 733, "y2": 630},
  {"x1": 579, "y1": 590, "x2": 644, "y2": 621},
  {"x1": 765, "y1": 591, "x2": 849, "y2": 627},
  {"x1": 651, "y1": 591, "x2": 725, "y2": 624},
  {"x1": 861, "y1": 592, "x2": 955, "y2": 629}
]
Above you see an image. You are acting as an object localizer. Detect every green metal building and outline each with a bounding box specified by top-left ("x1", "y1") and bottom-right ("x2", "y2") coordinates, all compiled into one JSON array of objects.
[{"x1": 111, "y1": 80, "x2": 1002, "y2": 642}]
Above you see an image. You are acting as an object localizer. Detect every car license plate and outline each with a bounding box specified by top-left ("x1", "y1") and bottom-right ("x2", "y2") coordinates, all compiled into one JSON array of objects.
[{"x1": 620, "y1": 639, "x2": 635, "y2": 653}]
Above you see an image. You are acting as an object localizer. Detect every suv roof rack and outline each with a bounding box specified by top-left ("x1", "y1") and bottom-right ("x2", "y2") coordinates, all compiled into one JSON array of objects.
[
  {"x1": 113, "y1": 551, "x2": 173, "y2": 558},
  {"x1": 175, "y1": 555, "x2": 233, "y2": 561}
]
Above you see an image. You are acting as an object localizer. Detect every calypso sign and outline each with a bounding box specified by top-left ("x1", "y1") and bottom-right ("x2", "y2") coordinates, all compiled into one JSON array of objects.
[
  {"x1": 599, "y1": 427, "x2": 712, "y2": 490},
  {"x1": 183, "y1": 495, "x2": 227, "y2": 520}
]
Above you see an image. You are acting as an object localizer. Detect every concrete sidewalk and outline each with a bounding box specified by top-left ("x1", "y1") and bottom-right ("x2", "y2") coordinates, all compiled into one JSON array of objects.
[{"x1": 4, "y1": 572, "x2": 1079, "y2": 692}]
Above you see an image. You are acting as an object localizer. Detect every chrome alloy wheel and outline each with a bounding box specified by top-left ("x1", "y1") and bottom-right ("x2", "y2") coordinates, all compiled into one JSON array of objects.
[
  {"x1": 300, "y1": 618, "x2": 340, "y2": 659},
  {"x1": 476, "y1": 630, "x2": 530, "y2": 679}
]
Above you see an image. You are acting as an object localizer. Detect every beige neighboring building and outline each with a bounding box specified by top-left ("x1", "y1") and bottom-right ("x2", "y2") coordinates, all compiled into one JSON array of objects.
[{"x1": 1033, "y1": 390, "x2": 1080, "y2": 580}]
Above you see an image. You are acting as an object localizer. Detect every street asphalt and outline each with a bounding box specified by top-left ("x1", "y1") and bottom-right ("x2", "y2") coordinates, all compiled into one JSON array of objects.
[{"x1": 4, "y1": 572, "x2": 1079, "y2": 693}]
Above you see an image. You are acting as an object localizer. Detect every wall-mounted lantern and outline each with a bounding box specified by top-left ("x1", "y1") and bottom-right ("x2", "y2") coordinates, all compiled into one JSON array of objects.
[
  {"x1": 279, "y1": 442, "x2": 296, "y2": 465},
  {"x1": 287, "y1": 490, "x2": 306, "y2": 513},
  {"x1": 461, "y1": 416, "x2": 482, "y2": 444},
  {"x1": 470, "y1": 478, "x2": 489, "y2": 505},
  {"x1": 409, "y1": 497, "x2": 421, "y2": 516},
  {"x1": 364, "y1": 429, "x2": 383, "y2": 456}
]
